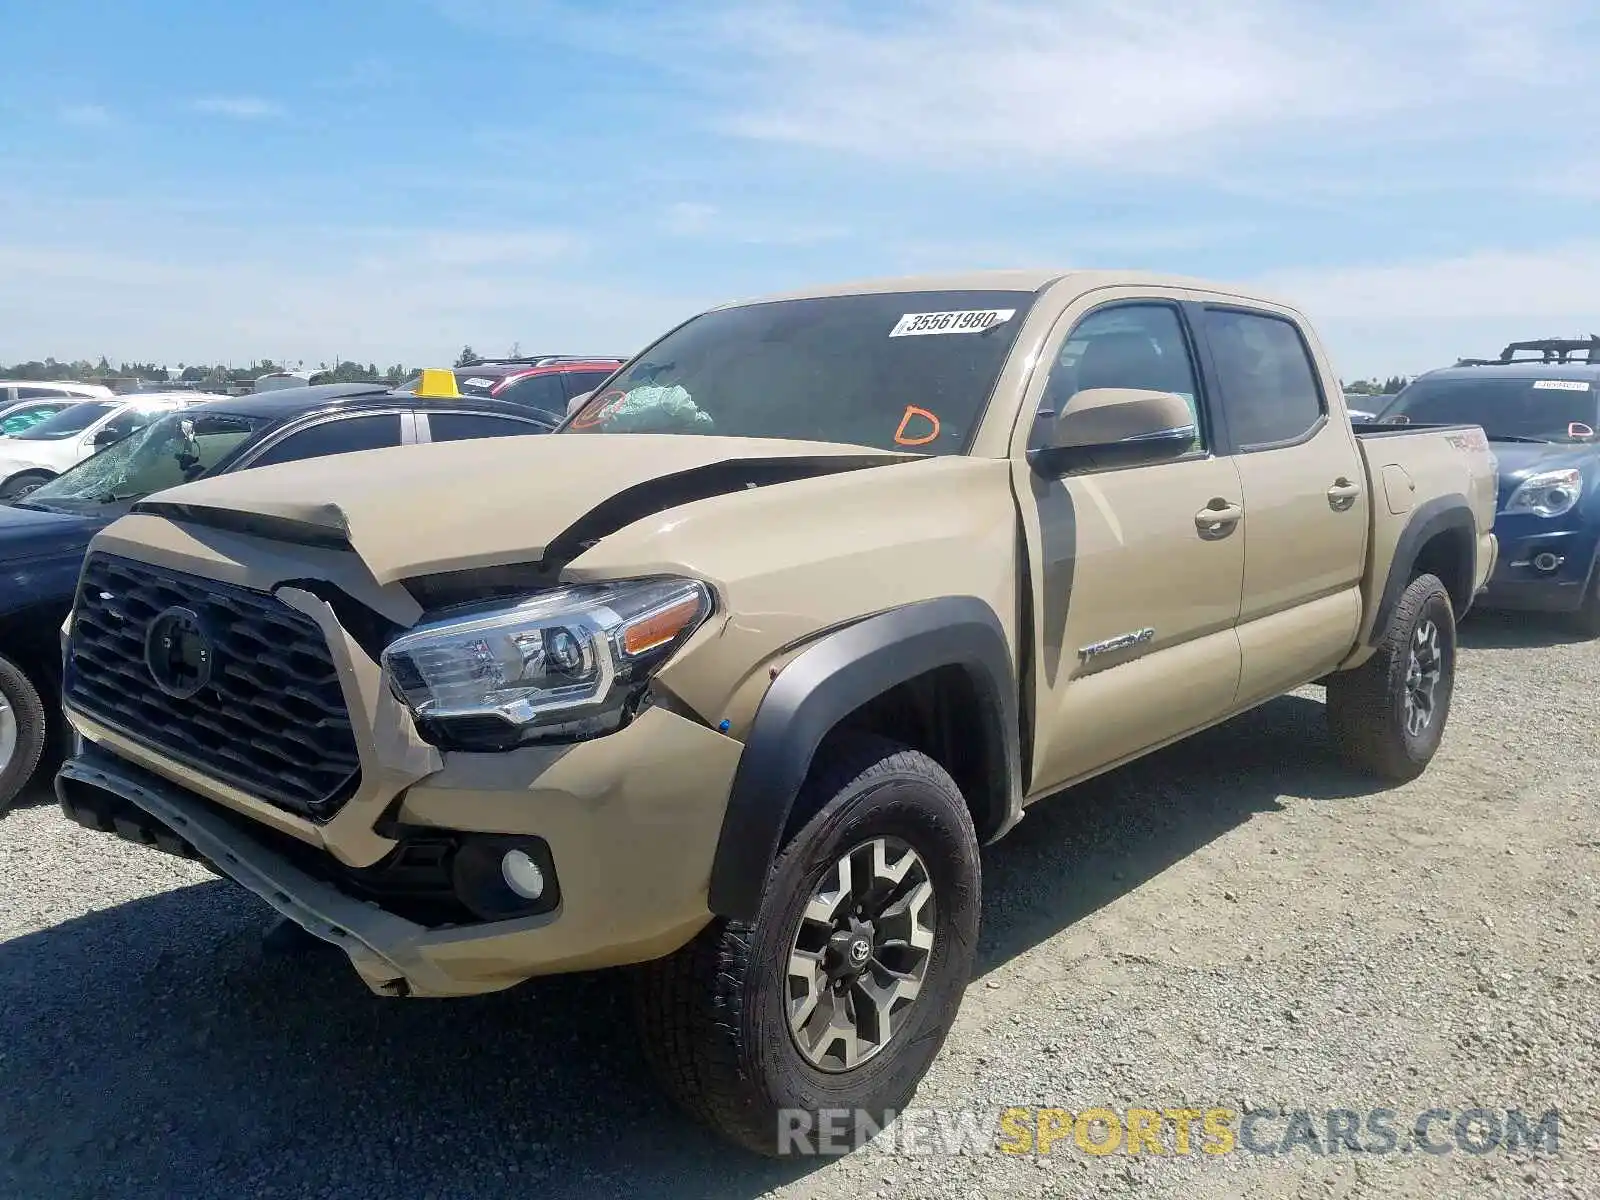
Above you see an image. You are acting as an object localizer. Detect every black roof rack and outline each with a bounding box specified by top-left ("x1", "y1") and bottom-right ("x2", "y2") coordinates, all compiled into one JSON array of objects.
[
  {"x1": 458, "y1": 354, "x2": 626, "y2": 368},
  {"x1": 1456, "y1": 336, "x2": 1600, "y2": 367}
]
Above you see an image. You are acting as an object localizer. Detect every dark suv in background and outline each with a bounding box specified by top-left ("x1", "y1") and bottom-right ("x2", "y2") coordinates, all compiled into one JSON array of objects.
[{"x1": 1376, "y1": 337, "x2": 1600, "y2": 633}]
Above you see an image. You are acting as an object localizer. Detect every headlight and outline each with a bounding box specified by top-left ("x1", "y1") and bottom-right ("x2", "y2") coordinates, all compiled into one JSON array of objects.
[
  {"x1": 381, "y1": 576, "x2": 712, "y2": 750},
  {"x1": 1503, "y1": 468, "x2": 1582, "y2": 518}
]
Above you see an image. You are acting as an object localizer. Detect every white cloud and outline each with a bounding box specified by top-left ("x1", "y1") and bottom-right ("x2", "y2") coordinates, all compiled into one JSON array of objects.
[
  {"x1": 606, "y1": 0, "x2": 1596, "y2": 171},
  {"x1": 1258, "y1": 244, "x2": 1600, "y2": 376},
  {"x1": 191, "y1": 96, "x2": 286, "y2": 119},
  {"x1": 658, "y1": 200, "x2": 848, "y2": 246},
  {"x1": 58, "y1": 104, "x2": 114, "y2": 128},
  {"x1": 662, "y1": 202, "x2": 719, "y2": 237},
  {"x1": 0, "y1": 213, "x2": 696, "y2": 368}
]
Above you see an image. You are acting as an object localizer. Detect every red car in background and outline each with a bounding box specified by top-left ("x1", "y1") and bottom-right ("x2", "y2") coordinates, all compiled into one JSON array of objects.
[{"x1": 400, "y1": 356, "x2": 625, "y2": 423}]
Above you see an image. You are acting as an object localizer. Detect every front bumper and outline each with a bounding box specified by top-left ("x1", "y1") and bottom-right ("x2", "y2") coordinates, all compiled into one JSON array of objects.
[
  {"x1": 1477, "y1": 523, "x2": 1598, "y2": 613},
  {"x1": 58, "y1": 703, "x2": 743, "y2": 998}
]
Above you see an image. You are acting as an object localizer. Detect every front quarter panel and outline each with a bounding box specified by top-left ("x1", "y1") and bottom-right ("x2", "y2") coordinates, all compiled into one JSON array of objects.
[{"x1": 562, "y1": 454, "x2": 1023, "y2": 735}]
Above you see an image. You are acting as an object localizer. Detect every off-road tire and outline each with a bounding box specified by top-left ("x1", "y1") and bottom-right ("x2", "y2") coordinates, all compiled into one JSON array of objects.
[
  {"x1": 632, "y1": 733, "x2": 981, "y2": 1157},
  {"x1": 0, "y1": 654, "x2": 48, "y2": 815},
  {"x1": 0, "y1": 471, "x2": 53, "y2": 501},
  {"x1": 1327, "y1": 572, "x2": 1455, "y2": 782}
]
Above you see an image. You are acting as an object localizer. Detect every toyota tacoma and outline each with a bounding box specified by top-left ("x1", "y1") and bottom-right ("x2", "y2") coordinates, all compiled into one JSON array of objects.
[{"x1": 55, "y1": 269, "x2": 1497, "y2": 1155}]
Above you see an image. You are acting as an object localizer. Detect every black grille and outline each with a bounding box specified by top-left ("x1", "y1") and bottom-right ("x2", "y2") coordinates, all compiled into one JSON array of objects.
[{"x1": 65, "y1": 553, "x2": 361, "y2": 819}]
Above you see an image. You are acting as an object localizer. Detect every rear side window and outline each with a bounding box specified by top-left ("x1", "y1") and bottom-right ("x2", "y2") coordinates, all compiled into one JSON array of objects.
[
  {"x1": 18, "y1": 386, "x2": 63, "y2": 399},
  {"x1": 1, "y1": 402, "x2": 70, "y2": 435},
  {"x1": 562, "y1": 369, "x2": 616, "y2": 398},
  {"x1": 1203, "y1": 309, "x2": 1325, "y2": 447},
  {"x1": 427, "y1": 412, "x2": 545, "y2": 442},
  {"x1": 250, "y1": 414, "x2": 403, "y2": 467},
  {"x1": 496, "y1": 373, "x2": 567, "y2": 416}
]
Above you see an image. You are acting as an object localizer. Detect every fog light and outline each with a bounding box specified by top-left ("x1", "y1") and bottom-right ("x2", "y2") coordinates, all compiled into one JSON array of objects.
[
  {"x1": 450, "y1": 834, "x2": 560, "y2": 921},
  {"x1": 501, "y1": 849, "x2": 546, "y2": 900}
]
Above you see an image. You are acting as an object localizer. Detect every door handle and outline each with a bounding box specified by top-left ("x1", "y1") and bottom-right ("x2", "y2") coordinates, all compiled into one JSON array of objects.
[
  {"x1": 1195, "y1": 499, "x2": 1243, "y2": 539},
  {"x1": 1327, "y1": 478, "x2": 1362, "y2": 510}
]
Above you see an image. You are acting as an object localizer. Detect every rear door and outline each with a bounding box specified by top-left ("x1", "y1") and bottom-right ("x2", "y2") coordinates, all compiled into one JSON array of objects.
[
  {"x1": 1010, "y1": 289, "x2": 1246, "y2": 794},
  {"x1": 1189, "y1": 298, "x2": 1370, "y2": 705}
]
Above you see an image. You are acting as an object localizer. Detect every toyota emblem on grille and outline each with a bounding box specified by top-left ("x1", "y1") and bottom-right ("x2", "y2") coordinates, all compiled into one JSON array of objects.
[{"x1": 144, "y1": 606, "x2": 215, "y2": 699}]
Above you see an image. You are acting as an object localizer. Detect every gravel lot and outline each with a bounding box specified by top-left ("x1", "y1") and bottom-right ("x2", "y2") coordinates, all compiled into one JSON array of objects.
[{"x1": 3, "y1": 610, "x2": 1597, "y2": 1200}]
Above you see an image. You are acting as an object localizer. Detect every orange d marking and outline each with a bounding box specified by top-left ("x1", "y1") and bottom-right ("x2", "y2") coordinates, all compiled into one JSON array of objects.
[
  {"x1": 571, "y1": 389, "x2": 626, "y2": 429},
  {"x1": 894, "y1": 405, "x2": 941, "y2": 447}
]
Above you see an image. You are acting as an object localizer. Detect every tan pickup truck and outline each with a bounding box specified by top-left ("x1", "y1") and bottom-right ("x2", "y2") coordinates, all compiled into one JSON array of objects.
[{"x1": 55, "y1": 270, "x2": 1497, "y2": 1155}]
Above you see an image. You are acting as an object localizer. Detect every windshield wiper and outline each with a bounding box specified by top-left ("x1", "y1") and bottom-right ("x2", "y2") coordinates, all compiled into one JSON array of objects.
[{"x1": 1486, "y1": 435, "x2": 1551, "y2": 444}]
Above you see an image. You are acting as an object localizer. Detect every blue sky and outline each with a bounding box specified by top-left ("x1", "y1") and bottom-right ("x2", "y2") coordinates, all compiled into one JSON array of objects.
[{"x1": 2, "y1": 0, "x2": 1598, "y2": 378}]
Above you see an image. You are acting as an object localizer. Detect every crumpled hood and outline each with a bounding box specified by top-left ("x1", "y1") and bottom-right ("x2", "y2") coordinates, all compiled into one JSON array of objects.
[
  {"x1": 130, "y1": 434, "x2": 917, "y2": 584},
  {"x1": 0, "y1": 502, "x2": 105, "y2": 562}
]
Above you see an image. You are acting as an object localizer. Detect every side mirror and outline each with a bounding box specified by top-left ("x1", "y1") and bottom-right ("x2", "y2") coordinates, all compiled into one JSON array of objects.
[
  {"x1": 91, "y1": 427, "x2": 124, "y2": 449},
  {"x1": 1028, "y1": 387, "x2": 1198, "y2": 476}
]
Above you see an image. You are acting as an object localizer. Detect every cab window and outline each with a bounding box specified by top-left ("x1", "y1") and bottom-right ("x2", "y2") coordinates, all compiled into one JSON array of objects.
[
  {"x1": 1202, "y1": 309, "x2": 1325, "y2": 448},
  {"x1": 1032, "y1": 303, "x2": 1205, "y2": 454}
]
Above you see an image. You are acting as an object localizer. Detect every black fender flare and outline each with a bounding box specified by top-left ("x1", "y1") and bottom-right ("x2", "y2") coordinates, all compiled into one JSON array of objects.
[
  {"x1": 706, "y1": 595, "x2": 1022, "y2": 922},
  {"x1": 1370, "y1": 494, "x2": 1476, "y2": 642}
]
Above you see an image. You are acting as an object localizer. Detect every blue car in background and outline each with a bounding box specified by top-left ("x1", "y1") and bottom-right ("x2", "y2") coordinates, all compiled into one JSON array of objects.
[{"x1": 1376, "y1": 338, "x2": 1600, "y2": 635}]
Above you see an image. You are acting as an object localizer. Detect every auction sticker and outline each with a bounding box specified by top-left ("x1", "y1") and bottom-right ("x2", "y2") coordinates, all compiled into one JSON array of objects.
[
  {"x1": 462, "y1": 377, "x2": 497, "y2": 389},
  {"x1": 890, "y1": 309, "x2": 1016, "y2": 337},
  {"x1": 1532, "y1": 379, "x2": 1590, "y2": 391}
]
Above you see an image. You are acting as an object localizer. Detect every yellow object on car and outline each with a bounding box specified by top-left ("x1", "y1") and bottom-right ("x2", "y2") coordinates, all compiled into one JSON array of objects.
[{"x1": 412, "y1": 368, "x2": 461, "y2": 399}]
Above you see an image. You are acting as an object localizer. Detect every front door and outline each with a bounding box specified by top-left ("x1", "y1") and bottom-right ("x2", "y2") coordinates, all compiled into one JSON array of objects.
[{"x1": 1011, "y1": 294, "x2": 1246, "y2": 796}]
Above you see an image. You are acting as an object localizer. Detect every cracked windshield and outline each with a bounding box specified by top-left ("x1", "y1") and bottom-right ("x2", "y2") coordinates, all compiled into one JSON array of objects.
[
  {"x1": 24, "y1": 411, "x2": 266, "y2": 509},
  {"x1": 560, "y1": 290, "x2": 1036, "y2": 453}
]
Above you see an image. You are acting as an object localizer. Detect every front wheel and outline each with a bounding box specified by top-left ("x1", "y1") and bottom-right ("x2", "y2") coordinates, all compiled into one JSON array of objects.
[
  {"x1": 0, "y1": 471, "x2": 52, "y2": 501},
  {"x1": 1327, "y1": 572, "x2": 1456, "y2": 782},
  {"x1": 0, "y1": 655, "x2": 48, "y2": 815},
  {"x1": 632, "y1": 733, "x2": 981, "y2": 1157}
]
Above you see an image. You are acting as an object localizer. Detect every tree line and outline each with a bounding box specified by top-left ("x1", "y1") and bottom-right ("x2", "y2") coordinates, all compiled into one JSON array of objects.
[
  {"x1": 1342, "y1": 376, "x2": 1411, "y2": 396},
  {"x1": 5, "y1": 354, "x2": 1415, "y2": 398},
  {"x1": 0, "y1": 356, "x2": 412, "y2": 389}
]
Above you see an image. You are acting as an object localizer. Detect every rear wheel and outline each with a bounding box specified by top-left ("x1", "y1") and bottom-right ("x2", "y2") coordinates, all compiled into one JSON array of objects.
[
  {"x1": 0, "y1": 655, "x2": 48, "y2": 815},
  {"x1": 632, "y1": 733, "x2": 981, "y2": 1157},
  {"x1": 1327, "y1": 573, "x2": 1455, "y2": 782}
]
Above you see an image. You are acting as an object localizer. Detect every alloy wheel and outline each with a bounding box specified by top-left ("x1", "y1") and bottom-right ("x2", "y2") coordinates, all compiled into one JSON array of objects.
[
  {"x1": 785, "y1": 836, "x2": 938, "y2": 1073},
  {"x1": 1403, "y1": 617, "x2": 1443, "y2": 738}
]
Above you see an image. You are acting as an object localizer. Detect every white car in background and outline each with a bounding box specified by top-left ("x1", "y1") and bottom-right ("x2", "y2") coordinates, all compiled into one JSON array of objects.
[
  {"x1": 0, "y1": 397, "x2": 95, "y2": 438},
  {"x1": 0, "y1": 392, "x2": 225, "y2": 500},
  {"x1": 0, "y1": 380, "x2": 113, "y2": 407}
]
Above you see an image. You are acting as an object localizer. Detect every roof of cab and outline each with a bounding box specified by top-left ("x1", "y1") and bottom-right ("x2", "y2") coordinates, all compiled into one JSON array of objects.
[
  {"x1": 720, "y1": 268, "x2": 1283, "y2": 308},
  {"x1": 1418, "y1": 360, "x2": 1600, "y2": 384}
]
